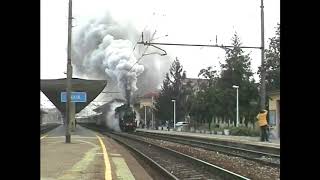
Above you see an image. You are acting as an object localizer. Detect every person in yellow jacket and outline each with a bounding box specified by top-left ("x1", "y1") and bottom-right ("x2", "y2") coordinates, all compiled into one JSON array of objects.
[{"x1": 256, "y1": 109, "x2": 270, "y2": 142}]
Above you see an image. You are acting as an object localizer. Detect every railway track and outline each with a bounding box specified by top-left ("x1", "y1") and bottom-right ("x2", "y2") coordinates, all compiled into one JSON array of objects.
[
  {"x1": 133, "y1": 131, "x2": 280, "y2": 167},
  {"x1": 81, "y1": 124, "x2": 250, "y2": 180}
]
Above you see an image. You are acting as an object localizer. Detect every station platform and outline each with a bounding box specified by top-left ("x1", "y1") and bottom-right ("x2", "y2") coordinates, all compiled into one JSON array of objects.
[
  {"x1": 41, "y1": 125, "x2": 152, "y2": 180},
  {"x1": 136, "y1": 128, "x2": 280, "y2": 149}
]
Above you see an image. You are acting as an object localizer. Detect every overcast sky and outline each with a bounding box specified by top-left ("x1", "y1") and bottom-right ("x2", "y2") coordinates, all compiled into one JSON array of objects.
[{"x1": 41, "y1": 0, "x2": 280, "y2": 108}]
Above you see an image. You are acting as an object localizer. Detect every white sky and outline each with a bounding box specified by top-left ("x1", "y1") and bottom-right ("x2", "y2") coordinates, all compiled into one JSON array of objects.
[{"x1": 41, "y1": 0, "x2": 280, "y2": 108}]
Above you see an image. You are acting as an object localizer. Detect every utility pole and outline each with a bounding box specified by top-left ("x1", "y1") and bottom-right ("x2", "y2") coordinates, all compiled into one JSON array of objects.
[
  {"x1": 260, "y1": 0, "x2": 266, "y2": 110},
  {"x1": 65, "y1": 0, "x2": 73, "y2": 143}
]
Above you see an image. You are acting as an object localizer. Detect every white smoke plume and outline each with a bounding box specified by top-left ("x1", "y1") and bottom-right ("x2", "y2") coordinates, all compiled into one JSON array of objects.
[
  {"x1": 102, "y1": 35, "x2": 144, "y2": 101},
  {"x1": 105, "y1": 101, "x2": 124, "y2": 132},
  {"x1": 134, "y1": 107, "x2": 141, "y2": 127},
  {"x1": 72, "y1": 13, "x2": 172, "y2": 101},
  {"x1": 72, "y1": 13, "x2": 143, "y2": 101}
]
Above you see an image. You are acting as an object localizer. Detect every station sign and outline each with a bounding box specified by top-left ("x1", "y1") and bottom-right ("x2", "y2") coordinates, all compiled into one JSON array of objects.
[{"x1": 61, "y1": 92, "x2": 87, "y2": 102}]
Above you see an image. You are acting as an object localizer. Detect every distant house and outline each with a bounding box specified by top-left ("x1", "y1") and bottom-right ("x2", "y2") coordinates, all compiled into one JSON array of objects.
[
  {"x1": 137, "y1": 92, "x2": 159, "y2": 129},
  {"x1": 139, "y1": 92, "x2": 159, "y2": 109},
  {"x1": 268, "y1": 90, "x2": 280, "y2": 139}
]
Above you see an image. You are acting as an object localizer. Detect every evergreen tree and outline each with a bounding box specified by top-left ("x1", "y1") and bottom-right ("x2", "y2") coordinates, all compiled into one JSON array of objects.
[
  {"x1": 154, "y1": 57, "x2": 189, "y2": 126},
  {"x1": 154, "y1": 73, "x2": 173, "y2": 126},
  {"x1": 264, "y1": 23, "x2": 280, "y2": 91}
]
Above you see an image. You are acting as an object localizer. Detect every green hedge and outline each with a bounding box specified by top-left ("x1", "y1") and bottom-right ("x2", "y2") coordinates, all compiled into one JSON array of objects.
[{"x1": 228, "y1": 127, "x2": 260, "y2": 137}]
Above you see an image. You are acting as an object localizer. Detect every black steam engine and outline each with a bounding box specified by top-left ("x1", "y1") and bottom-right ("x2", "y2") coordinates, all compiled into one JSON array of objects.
[{"x1": 115, "y1": 104, "x2": 137, "y2": 132}]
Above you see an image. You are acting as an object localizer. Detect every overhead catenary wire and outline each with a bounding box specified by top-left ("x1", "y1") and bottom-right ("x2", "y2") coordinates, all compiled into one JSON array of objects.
[
  {"x1": 128, "y1": 30, "x2": 168, "y2": 73},
  {"x1": 128, "y1": 11, "x2": 169, "y2": 73},
  {"x1": 137, "y1": 41, "x2": 261, "y2": 49},
  {"x1": 128, "y1": 31, "x2": 155, "y2": 72},
  {"x1": 127, "y1": 12, "x2": 156, "y2": 72}
]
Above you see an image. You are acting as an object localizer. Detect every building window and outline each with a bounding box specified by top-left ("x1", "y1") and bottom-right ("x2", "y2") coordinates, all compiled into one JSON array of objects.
[{"x1": 269, "y1": 110, "x2": 276, "y2": 126}]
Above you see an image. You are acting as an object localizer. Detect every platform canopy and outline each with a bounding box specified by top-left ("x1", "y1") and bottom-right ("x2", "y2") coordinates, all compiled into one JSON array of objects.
[
  {"x1": 93, "y1": 98, "x2": 126, "y2": 114},
  {"x1": 41, "y1": 78, "x2": 107, "y2": 114}
]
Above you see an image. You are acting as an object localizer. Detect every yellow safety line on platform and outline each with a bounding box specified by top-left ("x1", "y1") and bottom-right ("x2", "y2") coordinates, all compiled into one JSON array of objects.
[
  {"x1": 96, "y1": 135, "x2": 112, "y2": 180},
  {"x1": 40, "y1": 135, "x2": 47, "y2": 140}
]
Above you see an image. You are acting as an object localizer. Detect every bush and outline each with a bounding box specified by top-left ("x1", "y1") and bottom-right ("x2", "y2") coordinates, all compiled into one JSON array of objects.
[
  {"x1": 229, "y1": 127, "x2": 260, "y2": 137},
  {"x1": 209, "y1": 127, "x2": 224, "y2": 135}
]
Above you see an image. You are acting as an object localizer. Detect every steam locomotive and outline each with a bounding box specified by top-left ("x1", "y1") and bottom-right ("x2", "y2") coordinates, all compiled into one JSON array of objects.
[{"x1": 115, "y1": 104, "x2": 137, "y2": 132}]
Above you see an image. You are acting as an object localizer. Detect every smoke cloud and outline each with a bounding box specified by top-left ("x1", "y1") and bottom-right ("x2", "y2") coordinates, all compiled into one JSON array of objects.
[
  {"x1": 72, "y1": 13, "x2": 143, "y2": 102},
  {"x1": 72, "y1": 12, "x2": 173, "y2": 102},
  {"x1": 105, "y1": 101, "x2": 124, "y2": 132}
]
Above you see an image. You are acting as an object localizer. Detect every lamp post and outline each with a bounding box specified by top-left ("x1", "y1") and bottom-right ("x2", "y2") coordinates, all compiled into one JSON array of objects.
[
  {"x1": 144, "y1": 105, "x2": 147, "y2": 129},
  {"x1": 151, "y1": 96, "x2": 154, "y2": 129},
  {"x1": 232, "y1": 85, "x2": 239, "y2": 127},
  {"x1": 171, "y1": 100, "x2": 176, "y2": 129}
]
